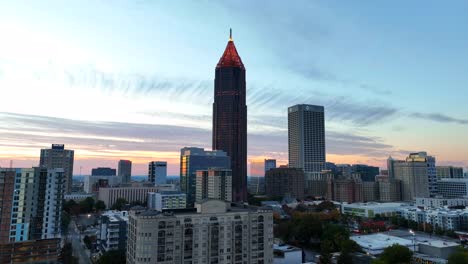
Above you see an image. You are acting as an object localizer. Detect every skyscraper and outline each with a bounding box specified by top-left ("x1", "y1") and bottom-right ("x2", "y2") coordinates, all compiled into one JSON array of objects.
[
  {"x1": 0, "y1": 167, "x2": 64, "y2": 262},
  {"x1": 288, "y1": 104, "x2": 325, "y2": 194},
  {"x1": 148, "y1": 161, "x2": 167, "y2": 185},
  {"x1": 212, "y1": 30, "x2": 248, "y2": 202},
  {"x1": 180, "y1": 147, "x2": 230, "y2": 207},
  {"x1": 40, "y1": 144, "x2": 74, "y2": 193},
  {"x1": 388, "y1": 152, "x2": 436, "y2": 201},
  {"x1": 118, "y1": 160, "x2": 132, "y2": 183}
]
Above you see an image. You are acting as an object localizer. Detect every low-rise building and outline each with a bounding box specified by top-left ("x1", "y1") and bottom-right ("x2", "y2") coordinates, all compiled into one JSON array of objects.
[
  {"x1": 273, "y1": 244, "x2": 302, "y2": 264},
  {"x1": 341, "y1": 202, "x2": 405, "y2": 218},
  {"x1": 351, "y1": 233, "x2": 416, "y2": 255},
  {"x1": 147, "y1": 191, "x2": 186, "y2": 211},
  {"x1": 98, "y1": 184, "x2": 176, "y2": 208},
  {"x1": 99, "y1": 211, "x2": 128, "y2": 252},
  {"x1": 416, "y1": 197, "x2": 468, "y2": 208},
  {"x1": 398, "y1": 207, "x2": 468, "y2": 231},
  {"x1": 126, "y1": 200, "x2": 274, "y2": 264},
  {"x1": 64, "y1": 193, "x2": 96, "y2": 202}
]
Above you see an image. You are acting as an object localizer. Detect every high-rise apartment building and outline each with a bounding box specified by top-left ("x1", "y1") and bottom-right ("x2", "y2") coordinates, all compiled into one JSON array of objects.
[
  {"x1": 180, "y1": 147, "x2": 230, "y2": 207},
  {"x1": 362, "y1": 181, "x2": 379, "y2": 202},
  {"x1": 126, "y1": 200, "x2": 274, "y2": 264},
  {"x1": 91, "y1": 167, "x2": 116, "y2": 176},
  {"x1": 118, "y1": 160, "x2": 132, "y2": 184},
  {"x1": 0, "y1": 167, "x2": 64, "y2": 262},
  {"x1": 436, "y1": 166, "x2": 463, "y2": 180},
  {"x1": 264, "y1": 159, "x2": 277, "y2": 172},
  {"x1": 39, "y1": 144, "x2": 74, "y2": 193},
  {"x1": 288, "y1": 104, "x2": 325, "y2": 194},
  {"x1": 265, "y1": 168, "x2": 305, "y2": 199},
  {"x1": 388, "y1": 152, "x2": 436, "y2": 201},
  {"x1": 149, "y1": 161, "x2": 167, "y2": 185},
  {"x1": 212, "y1": 31, "x2": 248, "y2": 202},
  {"x1": 196, "y1": 168, "x2": 232, "y2": 202}
]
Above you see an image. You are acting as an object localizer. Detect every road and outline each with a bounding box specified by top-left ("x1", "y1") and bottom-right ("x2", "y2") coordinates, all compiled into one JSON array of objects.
[{"x1": 68, "y1": 219, "x2": 92, "y2": 264}]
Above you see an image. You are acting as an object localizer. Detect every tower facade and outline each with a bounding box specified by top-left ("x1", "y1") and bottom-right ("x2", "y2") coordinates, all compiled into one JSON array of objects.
[
  {"x1": 39, "y1": 144, "x2": 74, "y2": 193},
  {"x1": 212, "y1": 31, "x2": 247, "y2": 202},
  {"x1": 288, "y1": 104, "x2": 326, "y2": 194},
  {"x1": 118, "y1": 160, "x2": 132, "y2": 183},
  {"x1": 148, "y1": 161, "x2": 167, "y2": 185}
]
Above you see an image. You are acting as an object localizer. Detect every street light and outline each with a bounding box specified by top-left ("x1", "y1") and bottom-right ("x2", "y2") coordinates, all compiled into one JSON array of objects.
[{"x1": 409, "y1": 229, "x2": 416, "y2": 252}]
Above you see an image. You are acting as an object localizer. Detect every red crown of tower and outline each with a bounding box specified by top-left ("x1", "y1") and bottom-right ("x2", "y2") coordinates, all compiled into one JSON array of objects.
[{"x1": 216, "y1": 29, "x2": 244, "y2": 69}]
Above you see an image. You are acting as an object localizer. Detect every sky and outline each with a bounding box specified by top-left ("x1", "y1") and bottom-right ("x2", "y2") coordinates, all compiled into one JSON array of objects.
[{"x1": 1, "y1": 0, "x2": 468, "y2": 175}]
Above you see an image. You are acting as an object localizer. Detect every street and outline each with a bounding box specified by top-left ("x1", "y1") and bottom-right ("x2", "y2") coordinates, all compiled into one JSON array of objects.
[{"x1": 68, "y1": 219, "x2": 92, "y2": 264}]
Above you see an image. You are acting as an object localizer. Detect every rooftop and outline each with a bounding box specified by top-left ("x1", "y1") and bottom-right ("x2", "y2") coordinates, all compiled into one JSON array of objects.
[
  {"x1": 351, "y1": 234, "x2": 414, "y2": 250},
  {"x1": 273, "y1": 244, "x2": 302, "y2": 253}
]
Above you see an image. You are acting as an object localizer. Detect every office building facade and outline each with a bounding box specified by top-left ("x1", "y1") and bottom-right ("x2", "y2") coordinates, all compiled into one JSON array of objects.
[
  {"x1": 212, "y1": 32, "x2": 248, "y2": 202},
  {"x1": 437, "y1": 179, "x2": 468, "y2": 198},
  {"x1": 39, "y1": 144, "x2": 74, "y2": 193},
  {"x1": 352, "y1": 164, "x2": 380, "y2": 182},
  {"x1": 84, "y1": 175, "x2": 122, "y2": 194},
  {"x1": 180, "y1": 147, "x2": 230, "y2": 207},
  {"x1": 196, "y1": 168, "x2": 232, "y2": 202},
  {"x1": 149, "y1": 161, "x2": 167, "y2": 185},
  {"x1": 98, "y1": 184, "x2": 175, "y2": 208},
  {"x1": 91, "y1": 167, "x2": 116, "y2": 176},
  {"x1": 327, "y1": 176, "x2": 363, "y2": 203},
  {"x1": 436, "y1": 166, "x2": 463, "y2": 180},
  {"x1": 148, "y1": 192, "x2": 187, "y2": 211},
  {"x1": 126, "y1": 200, "x2": 274, "y2": 264},
  {"x1": 388, "y1": 152, "x2": 436, "y2": 201},
  {"x1": 265, "y1": 168, "x2": 305, "y2": 199},
  {"x1": 376, "y1": 176, "x2": 402, "y2": 202},
  {"x1": 118, "y1": 160, "x2": 132, "y2": 183},
  {"x1": 288, "y1": 104, "x2": 325, "y2": 194}
]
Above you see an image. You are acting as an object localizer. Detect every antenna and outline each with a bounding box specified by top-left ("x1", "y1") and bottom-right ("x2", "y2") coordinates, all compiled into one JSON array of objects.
[{"x1": 229, "y1": 28, "x2": 232, "y2": 41}]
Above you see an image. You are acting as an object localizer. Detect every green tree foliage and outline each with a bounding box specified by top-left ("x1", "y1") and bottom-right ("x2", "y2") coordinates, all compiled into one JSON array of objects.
[
  {"x1": 111, "y1": 198, "x2": 128, "y2": 210},
  {"x1": 97, "y1": 249, "x2": 126, "y2": 264},
  {"x1": 95, "y1": 200, "x2": 106, "y2": 211},
  {"x1": 376, "y1": 244, "x2": 413, "y2": 264},
  {"x1": 61, "y1": 211, "x2": 71, "y2": 235},
  {"x1": 79, "y1": 197, "x2": 95, "y2": 213},
  {"x1": 448, "y1": 247, "x2": 468, "y2": 264}
]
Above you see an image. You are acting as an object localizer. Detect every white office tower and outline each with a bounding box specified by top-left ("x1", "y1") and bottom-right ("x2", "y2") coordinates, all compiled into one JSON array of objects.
[
  {"x1": 127, "y1": 200, "x2": 274, "y2": 264},
  {"x1": 288, "y1": 104, "x2": 326, "y2": 195},
  {"x1": 149, "y1": 161, "x2": 167, "y2": 185}
]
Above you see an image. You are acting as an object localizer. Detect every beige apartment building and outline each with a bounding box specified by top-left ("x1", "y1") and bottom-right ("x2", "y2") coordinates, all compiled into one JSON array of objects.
[{"x1": 127, "y1": 200, "x2": 274, "y2": 264}]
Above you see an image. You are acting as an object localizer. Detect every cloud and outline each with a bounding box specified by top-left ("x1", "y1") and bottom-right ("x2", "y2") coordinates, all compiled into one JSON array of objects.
[
  {"x1": 411, "y1": 112, "x2": 468, "y2": 125},
  {"x1": 0, "y1": 112, "x2": 399, "y2": 166}
]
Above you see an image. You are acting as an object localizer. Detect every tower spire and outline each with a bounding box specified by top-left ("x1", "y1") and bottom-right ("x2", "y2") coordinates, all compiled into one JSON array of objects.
[{"x1": 229, "y1": 28, "x2": 232, "y2": 41}]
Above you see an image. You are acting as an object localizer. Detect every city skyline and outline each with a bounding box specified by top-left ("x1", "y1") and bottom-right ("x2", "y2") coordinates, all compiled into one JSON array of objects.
[{"x1": 1, "y1": 1, "x2": 468, "y2": 175}]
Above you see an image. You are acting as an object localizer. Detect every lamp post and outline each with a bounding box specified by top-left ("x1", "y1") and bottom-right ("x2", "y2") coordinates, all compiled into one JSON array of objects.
[{"x1": 409, "y1": 229, "x2": 416, "y2": 252}]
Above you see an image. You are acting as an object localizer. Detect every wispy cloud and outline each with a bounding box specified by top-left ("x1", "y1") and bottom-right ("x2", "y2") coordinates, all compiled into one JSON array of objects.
[{"x1": 411, "y1": 112, "x2": 468, "y2": 125}]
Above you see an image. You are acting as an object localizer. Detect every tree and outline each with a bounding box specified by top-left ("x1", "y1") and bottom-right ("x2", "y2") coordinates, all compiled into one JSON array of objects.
[
  {"x1": 79, "y1": 197, "x2": 95, "y2": 213},
  {"x1": 317, "y1": 201, "x2": 335, "y2": 211},
  {"x1": 111, "y1": 198, "x2": 128, "y2": 210},
  {"x1": 61, "y1": 211, "x2": 71, "y2": 235},
  {"x1": 97, "y1": 249, "x2": 126, "y2": 264},
  {"x1": 448, "y1": 247, "x2": 468, "y2": 264},
  {"x1": 320, "y1": 239, "x2": 335, "y2": 264},
  {"x1": 337, "y1": 251, "x2": 353, "y2": 264},
  {"x1": 95, "y1": 200, "x2": 106, "y2": 211},
  {"x1": 378, "y1": 244, "x2": 413, "y2": 264}
]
